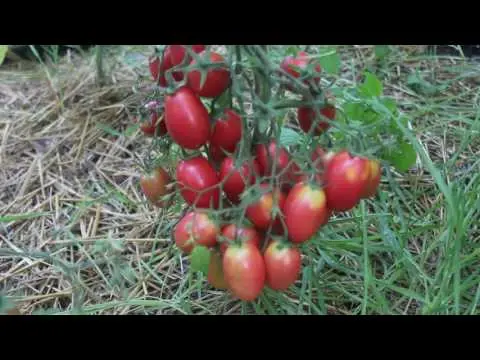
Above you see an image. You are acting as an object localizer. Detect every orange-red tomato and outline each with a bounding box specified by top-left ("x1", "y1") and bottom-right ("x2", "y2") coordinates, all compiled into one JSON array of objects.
[
  {"x1": 264, "y1": 240, "x2": 301, "y2": 291},
  {"x1": 324, "y1": 151, "x2": 370, "y2": 211},
  {"x1": 360, "y1": 159, "x2": 382, "y2": 198},
  {"x1": 139, "y1": 167, "x2": 172, "y2": 207},
  {"x1": 207, "y1": 251, "x2": 229, "y2": 290},
  {"x1": 284, "y1": 182, "x2": 329, "y2": 243},
  {"x1": 246, "y1": 183, "x2": 286, "y2": 234},
  {"x1": 174, "y1": 211, "x2": 219, "y2": 254},
  {"x1": 176, "y1": 156, "x2": 220, "y2": 209},
  {"x1": 219, "y1": 224, "x2": 262, "y2": 255},
  {"x1": 223, "y1": 242, "x2": 266, "y2": 301}
]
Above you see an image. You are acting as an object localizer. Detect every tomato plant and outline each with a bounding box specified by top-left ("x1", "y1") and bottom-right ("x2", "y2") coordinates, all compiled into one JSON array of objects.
[
  {"x1": 176, "y1": 156, "x2": 220, "y2": 209},
  {"x1": 223, "y1": 242, "x2": 266, "y2": 301},
  {"x1": 264, "y1": 239, "x2": 301, "y2": 291},
  {"x1": 164, "y1": 87, "x2": 211, "y2": 150},
  {"x1": 136, "y1": 45, "x2": 417, "y2": 308}
]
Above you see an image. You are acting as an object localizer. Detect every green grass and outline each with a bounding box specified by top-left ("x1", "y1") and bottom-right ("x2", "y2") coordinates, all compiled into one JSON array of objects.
[{"x1": 1, "y1": 45, "x2": 479, "y2": 315}]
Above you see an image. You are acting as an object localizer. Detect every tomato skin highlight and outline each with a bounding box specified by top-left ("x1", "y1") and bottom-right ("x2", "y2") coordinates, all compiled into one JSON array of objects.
[
  {"x1": 176, "y1": 156, "x2": 220, "y2": 209},
  {"x1": 209, "y1": 109, "x2": 243, "y2": 161},
  {"x1": 219, "y1": 224, "x2": 262, "y2": 255},
  {"x1": 255, "y1": 141, "x2": 290, "y2": 177},
  {"x1": 164, "y1": 87, "x2": 211, "y2": 150},
  {"x1": 297, "y1": 104, "x2": 336, "y2": 135},
  {"x1": 284, "y1": 182, "x2": 329, "y2": 243},
  {"x1": 187, "y1": 51, "x2": 231, "y2": 98},
  {"x1": 207, "y1": 251, "x2": 228, "y2": 289},
  {"x1": 246, "y1": 183, "x2": 286, "y2": 233},
  {"x1": 360, "y1": 159, "x2": 381, "y2": 198},
  {"x1": 264, "y1": 240, "x2": 302, "y2": 291},
  {"x1": 324, "y1": 151, "x2": 370, "y2": 211},
  {"x1": 219, "y1": 157, "x2": 261, "y2": 204},
  {"x1": 223, "y1": 242, "x2": 266, "y2": 301},
  {"x1": 139, "y1": 167, "x2": 172, "y2": 207},
  {"x1": 174, "y1": 211, "x2": 219, "y2": 254}
]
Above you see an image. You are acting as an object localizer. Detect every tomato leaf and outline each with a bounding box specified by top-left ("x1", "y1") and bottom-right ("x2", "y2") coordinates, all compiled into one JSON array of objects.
[
  {"x1": 0, "y1": 45, "x2": 7, "y2": 66},
  {"x1": 374, "y1": 45, "x2": 391, "y2": 61},
  {"x1": 358, "y1": 72, "x2": 383, "y2": 98},
  {"x1": 190, "y1": 246, "x2": 211, "y2": 275},
  {"x1": 319, "y1": 47, "x2": 340, "y2": 75},
  {"x1": 383, "y1": 139, "x2": 417, "y2": 172},
  {"x1": 279, "y1": 127, "x2": 303, "y2": 147},
  {"x1": 285, "y1": 46, "x2": 299, "y2": 56}
]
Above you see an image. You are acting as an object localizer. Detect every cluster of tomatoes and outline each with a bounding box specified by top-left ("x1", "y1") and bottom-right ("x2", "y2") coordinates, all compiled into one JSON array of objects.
[{"x1": 137, "y1": 45, "x2": 382, "y2": 302}]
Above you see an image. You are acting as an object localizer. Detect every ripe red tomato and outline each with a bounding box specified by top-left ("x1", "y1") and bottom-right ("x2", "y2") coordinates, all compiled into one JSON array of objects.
[
  {"x1": 139, "y1": 167, "x2": 172, "y2": 207},
  {"x1": 209, "y1": 109, "x2": 243, "y2": 161},
  {"x1": 174, "y1": 211, "x2": 219, "y2": 253},
  {"x1": 324, "y1": 151, "x2": 370, "y2": 211},
  {"x1": 255, "y1": 141, "x2": 290, "y2": 177},
  {"x1": 361, "y1": 159, "x2": 381, "y2": 198},
  {"x1": 164, "y1": 87, "x2": 211, "y2": 150},
  {"x1": 176, "y1": 156, "x2": 220, "y2": 209},
  {"x1": 246, "y1": 183, "x2": 286, "y2": 233},
  {"x1": 207, "y1": 251, "x2": 228, "y2": 289},
  {"x1": 219, "y1": 224, "x2": 262, "y2": 255},
  {"x1": 283, "y1": 182, "x2": 329, "y2": 243},
  {"x1": 219, "y1": 157, "x2": 261, "y2": 204},
  {"x1": 264, "y1": 240, "x2": 301, "y2": 291},
  {"x1": 280, "y1": 51, "x2": 321, "y2": 90},
  {"x1": 223, "y1": 242, "x2": 266, "y2": 301},
  {"x1": 187, "y1": 51, "x2": 231, "y2": 98},
  {"x1": 297, "y1": 104, "x2": 336, "y2": 135},
  {"x1": 169, "y1": 45, "x2": 206, "y2": 67}
]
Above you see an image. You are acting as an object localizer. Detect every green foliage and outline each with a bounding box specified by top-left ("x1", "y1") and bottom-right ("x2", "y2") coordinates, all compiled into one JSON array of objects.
[
  {"x1": 319, "y1": 47, "x2": 340, "y2": 75},
  {"x1": 358, "y1": 72, "x2": 383, "y2": 98},
  {"x1": 0, "y1": 45, "x2": 8, "y2": 66},
  {"x1": 190, "y1": 246, "x2": 211, "y2": 275}
]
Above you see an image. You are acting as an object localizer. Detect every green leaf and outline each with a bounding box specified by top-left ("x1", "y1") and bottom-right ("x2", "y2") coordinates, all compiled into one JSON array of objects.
[
  {"x1": 279, "y1": 127, "x2": 303, "y2": 147},
  {"x1": 358, "y1": 72, "x2": 383, "y2": 98},
  {"x1": 319, "y1": 48, "x2": 340, "y2": 75},
  {"x1": 407, "y1": 73, "x2": 438, "y2": 96},
  {"x1": 285, "y1": 46, "x2": 299, "y2": 56},
  {"x1": 0, "y1": 211, "x2": 52, "y2": 223},
  {"x1": 190, "y1": 246, "x2": 211, "y2": 275},
  {"x1": 383, "y1": 139, "x2": 417, "y2": 172},
  {"x1": 96, "y1": 123, "x2": 124, "y2": 137},
  {"x1": 374, "y1": 45, "x2": 391, "y2": 60},
  {"x1": 0, "y1": 45, "x2": 8, "y2": 66},
  {"x1": 125, "y1": 124, "x2": 139, "y2": 137}
]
